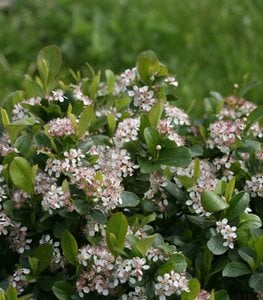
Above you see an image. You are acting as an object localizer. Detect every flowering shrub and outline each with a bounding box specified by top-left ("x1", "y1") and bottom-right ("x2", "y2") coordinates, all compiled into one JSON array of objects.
[{"x1": 0, "y1": 46, "x2": 262, "y2": 299}]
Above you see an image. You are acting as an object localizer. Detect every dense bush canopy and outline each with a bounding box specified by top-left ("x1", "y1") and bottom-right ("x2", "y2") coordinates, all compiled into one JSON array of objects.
[{"x1": 0, "y1": 46, "x2": 262, "y2": 299}]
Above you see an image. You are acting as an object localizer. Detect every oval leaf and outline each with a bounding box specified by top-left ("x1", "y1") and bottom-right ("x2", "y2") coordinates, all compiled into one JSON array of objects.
[
  {"x1": 106, "y1": 212, "x2": 128, "y2": 257},
  {"x1": 61, "y1": 230, "x2": 78, "y2": 266},
  {"x1": 223, "y1": 262, "x2": 251, "y2": 277},
  {"x1": 119, "y1": 191, "x2": 140, "y2": 207},
  {"x1": 9, "y1": 157, "x2": 34, "y2": 193},
  {"x1": 201, "y1": 191, "x2": 229, "y2": 212}
]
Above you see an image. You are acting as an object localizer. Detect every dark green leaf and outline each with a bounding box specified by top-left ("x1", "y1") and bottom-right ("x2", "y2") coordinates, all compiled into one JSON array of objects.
[
  {"x1": 158, "y1": 146, "x2": 191, "y2": 167},
  {"x1": 52, "y1": 281, "x2": 74, "y2": 300},
  {"x1": 222, "y1": 262, "x2": 251, "y2": 277},
  {"x1": 119, "y1": 191, "x2": 140, "y2": 207},
  {"x1": 148, "y1": 99, "x2": 164, "y2": 127},
  {"x1": 224, "y1": 192, "x2": 250, "y2": 221},
  {"x1": 249, "y1": 272, "x2": 263, "y2": 292},
  {"x1": 33, "y1": 243, "x2": 53, "y2": 273},
  {"x1": 207, "y1": 234, "x2": 228, "y2": 255},
  {"x1": 137, "y1": 50, "x2": 158, "y2": 82}
]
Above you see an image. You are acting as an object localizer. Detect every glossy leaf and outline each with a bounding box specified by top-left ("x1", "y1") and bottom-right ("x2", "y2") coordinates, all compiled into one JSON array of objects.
[
  {"x1": 61, "y1": 230, "x2": 78, "y2": 266},
  {"x1": 9, "y1": 157, "x2": 35, "y2": 193},
  {"x1": 52, "y1": 281, "x2": 74, "y2": 300},
  {"x1": 201, "y1": 191, "x2": 229, "y2": 212},
  {"x1": 119, "y1": 191, "x2": 140, "y2": 207},
  {"x1": 223, "y1": 262, "x2": 251, "y2": 277},
  {"x1": 106, "y1": 212, "x2": 128, "y2": 257}
]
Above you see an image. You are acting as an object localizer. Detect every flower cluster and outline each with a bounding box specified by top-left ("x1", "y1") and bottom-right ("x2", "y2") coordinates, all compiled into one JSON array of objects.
[
  {"x1": 216, "y1": 218, "x2": 237, "y2": 249},
  {"x1": 154, "y1": 271, "x2": 189, "y2": 299}
]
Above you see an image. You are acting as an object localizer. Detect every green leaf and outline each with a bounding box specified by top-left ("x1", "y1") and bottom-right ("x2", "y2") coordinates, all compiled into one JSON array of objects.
[
  {"x1": 225, "y1": 177, "x2": 235, "y2": 202},
  {"x1": 6, "y1": 286, "x2": 18, "y2": 300},
  {"x1": 118, "y1": 191, "x2": 140, "y2": 207},
  {"x1": 28, "y1": 256, "x2": 39, "y2": 275},
  {"x1": 52, "y1": 281, "x2": 74, "y2": 300},
  {"x1": 158, "y1": 260, "x2": 177, "y2": 276},
  {"x1": 77, "y1": 105, "x2": 96, "y2": 138},
  {"x1": 148, "y1": 99, "x2": 164, "y2": 127},
  {"x1": 9, "y1": 157, "x2": 34, "y2": 193},
  {"x1": 137, "y1": 157, "x2": 160, "y2": 174},
  {"x1": 137, "y1": 50, "x2": 158, "y2": 82},
  {"x1": 222, "y1": 262, "x2": 251, "y2": 277},
  {"x1": 238, "y1": 248, "x2": 256, "y2": 271},
  {"x1": 224, "y1": 192, "x2": 250, "y2": 221},
  {"x1": 106, "y1": 212, "x2": 128, "y2": 257},
  {"x1": 33, "y1": 243, "x2": 53, "y2": 273},
  {"x1": 239, "y1": 80, "x2": 261, "y2": 97},
  {"x1": 14, "y1": 133, "x2": 32, "y2": 155},
  {"x1": 34, "y1": 132, "x2": 52, "y2": 148},
  {"x1": 244, "y1": 106, "x2": 263, "y2": 133},
  {"x1": 1, "y1": 107, "x2": 10, "y2": 126},
  {"x1": 170, "y1": 253, "x2": 187, "y2": 272},
  {"x1": 207, "y1": 234, "x2": 228, "y2": 255},
  {"x1": 201, "y1": 191, "x2": 229, "y2": 212},
  {"x1": 73, "y1": 199, "x2": 90, "y2": 215},
  {"x1": 37, "y1": 45, "x2": 62, "y2": 87},
  {"x1": 144, "y1": 127, "x2": 160, "y2": 156},
  {"x1": 61, "y1": 230, "x2": 78, "y2": 266},
  {"x1": 178, "y1": 176, "x2": 196, "y2": 189},
  {"x1": 238, "y1": 213, "x2": 262, "y2": 230},
  {"x1": 158, "y1": 146, "x2": 191, "y2": 167},
  {"x1": 214, "y1": 290, "x2": 230, "y2": 300},
  {"x1": 181, "y1": 278, "x2": 200, "y2": 300},
  {"x1": 107, "y1": 113, "x2": 116, "y2": 136},
  {"x1": 89, "y1": 72, "x2": 101, "y2": 99},
  {"x1": 105, "y1": 69, "x2": 115, "y2": 95},
  {"x1": 134, "y1": 235, "x2": 156, "y2": 256},
  {"x1": 254, "y1": 235, "x2": 263, "y2": 266},
  {"x1": 163, "y1": 181, "x2": 185, "y2": 202},
  {"x1": 249, "y1": 272, "x2": 263, "y2": 292}
]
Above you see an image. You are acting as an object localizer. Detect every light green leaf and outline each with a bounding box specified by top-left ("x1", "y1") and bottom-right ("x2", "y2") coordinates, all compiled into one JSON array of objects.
[
  {"x1": 148, "y1": 99, "x2": 164, "y2": 127},
  {"x1": 144, "y1": 127, "x2": 160, "y2": 156},
  {"x1": 106, "y1": 212, "x2": 128, "y2": 257},
  {"x1": 61, "y1": 230, "x2": 78, "y2": 266},
  {"x1": 244, "y1": 106, "x2": 263, "y2": 133},
  {"x1": 134, "y1": 235, "x2": 156, "y2": 256},
  {"x1": 225, "y1": 177, "x2": 235, "y2": 202},
  {"x1": 107, "y1": 113, "x2": 116, "y2": 136},
  {"x1": 37, "y1": 45, "x2": 62, "y2": 87},
  {"x1": 77, "y1": 105, "x2": 96, "y2": 138},
  {"x1": 105, "y1": 69, "x2": 115, "y2": 95},
  {"x1": 6, "y1": 286, "x2": 17, "y2": 300},
  {"x1": 9, "y1": 157, "x2": 34, "y2": 193},
  {"x1": 137, "y1": 50, "x2": 158, "y2": 82}
]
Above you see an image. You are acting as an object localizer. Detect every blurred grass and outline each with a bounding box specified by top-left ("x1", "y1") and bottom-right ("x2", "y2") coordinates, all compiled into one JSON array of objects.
[{"x1": 0, "y1": 0, "x2": 263, "y2": 116}]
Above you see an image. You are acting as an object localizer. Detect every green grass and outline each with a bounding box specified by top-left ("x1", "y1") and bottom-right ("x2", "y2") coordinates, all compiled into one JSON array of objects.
[{"x1": 0, "y1": 0, "x2": 263, "y2": 116}]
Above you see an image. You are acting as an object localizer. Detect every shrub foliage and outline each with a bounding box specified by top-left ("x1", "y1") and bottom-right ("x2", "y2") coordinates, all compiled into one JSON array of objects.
[{"x1": 0, "y1": 46, "x2": 262, "y2": 299}]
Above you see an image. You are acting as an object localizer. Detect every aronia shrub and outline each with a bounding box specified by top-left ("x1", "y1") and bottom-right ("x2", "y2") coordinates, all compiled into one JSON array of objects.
[{"x1": 0, "y1": 46, "x2": 262, "y2": 299}]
